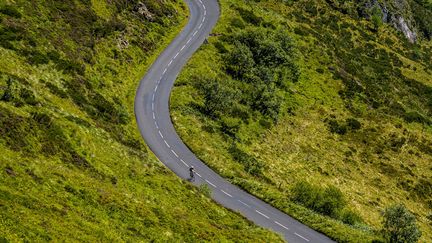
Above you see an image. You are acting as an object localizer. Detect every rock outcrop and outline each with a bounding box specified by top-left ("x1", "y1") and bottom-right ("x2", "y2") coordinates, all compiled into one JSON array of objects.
[
  {"x1": 134, "y1": 2, "x2": 154, "y2": 21},
  {"x1": 361, "y1": 0, "x2": 418, "y2": 43}
]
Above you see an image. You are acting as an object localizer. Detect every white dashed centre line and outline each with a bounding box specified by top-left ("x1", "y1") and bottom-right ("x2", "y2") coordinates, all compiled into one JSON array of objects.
[
  {"x1": 164, "y1": 140, "x2": 170, "y2": 148},
  {"x1": 152, "y1": 112, "x2": 155, "y2": 120},
  {"x1": 171, "y1": 150, "x2": 179, "y2": 158},
  {"x1": 180, "y1": 159, "x2": 188, "y2": 167},
  {"x1": 221, "y1": 190, "x2": 233, "y2": 198},
  {"x1": 163, "y1": 68, "x2": 167, "y2": 74},
  {"x1": 205, "y1": 179, "x2": 217, "y2": 188},
  {"x1": 174, "y1": 52, "x2": 179, "y2": 59},
  {"x1": 195, "y1": 172, "x2": 202, "y2": 177},
  {"x1": 158, "y1": 131, "x2": 163, "y2": 139},
  {"x1": 168, "y1": 60, "x2": 173, "y2": 66},
  {"x1": 294, "y1": 233, "x2": 310, "y2": 242},
  {"x1": 255, "y1": 210, "x2": 270, "y2": 219},
  {"x1": 274, "y1": 221, "x2": 289, "y2": 230},
  {"x1": 181, "y1": 45, "x2": 186, "y2": 51},
  {"x1": 238, "y1": 200, "x2": 250, "y2": 207}
]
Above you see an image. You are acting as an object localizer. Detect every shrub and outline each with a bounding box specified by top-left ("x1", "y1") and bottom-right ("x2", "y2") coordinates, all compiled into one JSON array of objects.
[
  {"x1": 291, "y1": 181, "x2": 321, "y2": 209},
  {"x1": 198, "y1": 184, "x2": 211, "y2": 197},
  {"x1": 341, "y1": 209, "x2": 363, "y2": 225},
  {"x1": 226, "y1": 41, "x2": 255, "y2": 80},
  {"x1": 0, "y1": 5, "x2": 22, "y2": 18},
  {"x1": 382, "y1": 204, "x2": 422, "y2": 243},
  {"x1": 220, "y1": 116, "x2": 241, "y2": 138},
  {"x1": 237, "y1": 7, "x2": 263, "y2": 26},
  {"x1": 198, "y1": 78, "x2": 236, "y2": 117},
  {"x1": 251, "y1": 85, "x2": 282, "y2": 122},
  {"x1": 316, "y1": 185, "x2": 346, "y2": 217},
  {"x1": 291, "y1": 181, "x2": 351, "y2": 221},
  {"x1": 328, "y1": 119, "x2": 347, "y2": 135},
  {"x1": 346, "y1": 118, "x2": 362, "y2": 130}
]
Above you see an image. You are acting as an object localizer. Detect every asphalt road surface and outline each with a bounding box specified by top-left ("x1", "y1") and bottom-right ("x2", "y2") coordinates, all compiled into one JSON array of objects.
[{"x1": 134, "y1": 0, "x2": 335, "y2": 242}]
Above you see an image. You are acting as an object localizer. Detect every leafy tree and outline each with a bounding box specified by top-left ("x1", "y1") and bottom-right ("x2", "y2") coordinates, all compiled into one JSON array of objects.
[
  {"x1": 370, "y1": 6, "x2": 383, "y2": 30},
  {"x1": 382, "y1": 204, "x2": 422, "y2": 243},
  {"x1": 226, "y1": 41, "x2": 255, "y2": 79},
  {"x1": 199, "y1": 79, "x2": 236, "y2": 117},
  {"x1": 251, "y1": 85, "x2": 282, "y2": 121}
]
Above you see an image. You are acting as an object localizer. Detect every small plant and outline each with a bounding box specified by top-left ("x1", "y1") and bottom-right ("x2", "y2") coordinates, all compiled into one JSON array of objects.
[{"x1": 198, "y1": 184, "x2": 212, "y2": 197}]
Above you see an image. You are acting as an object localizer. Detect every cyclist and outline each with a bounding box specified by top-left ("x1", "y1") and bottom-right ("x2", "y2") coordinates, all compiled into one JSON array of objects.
[{"x1": 189, "y1": 166, "x2": 195, "y2": 181}]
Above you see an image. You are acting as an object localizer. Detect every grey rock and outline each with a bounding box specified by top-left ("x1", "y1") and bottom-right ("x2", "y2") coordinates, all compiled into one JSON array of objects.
[{"x1": 135, "y1": 2, "x2": 154, "y2": 21}]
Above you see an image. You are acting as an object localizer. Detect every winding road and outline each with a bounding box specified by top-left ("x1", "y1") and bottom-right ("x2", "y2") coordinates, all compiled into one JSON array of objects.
[{"x1": 134, "y1": 0, "x2": 334, "y2": 242}]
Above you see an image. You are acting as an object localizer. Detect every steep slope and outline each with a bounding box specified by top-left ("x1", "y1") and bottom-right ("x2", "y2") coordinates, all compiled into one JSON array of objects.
[
  {"x1": 170, "y1": 0, "x2": 432, "y2": 241},
  {"x1": 0, "y1": 0, "x2": 282, "y2": 241}
]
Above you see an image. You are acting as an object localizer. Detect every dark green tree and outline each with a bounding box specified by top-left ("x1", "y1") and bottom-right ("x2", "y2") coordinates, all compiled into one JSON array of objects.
[
  {"x1": 199, "y1": 79, "x2": 236, "y2": 117},
  {"x1": 226, "y1": 41, "x2": 255, "y2": 79}
]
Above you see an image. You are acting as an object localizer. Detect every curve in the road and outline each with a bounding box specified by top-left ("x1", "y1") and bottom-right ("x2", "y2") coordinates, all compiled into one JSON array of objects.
[{"x1": 134, "y1": 0, "x2": 334, "y2": 242}]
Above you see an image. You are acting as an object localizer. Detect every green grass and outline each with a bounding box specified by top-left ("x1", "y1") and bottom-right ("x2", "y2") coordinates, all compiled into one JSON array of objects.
[
  {"x1": 0, "y1": 0, "x2": 282, "y2": 241},
  {"x1": 171, "y1": 0, "x2": 432, "y2": 242}
]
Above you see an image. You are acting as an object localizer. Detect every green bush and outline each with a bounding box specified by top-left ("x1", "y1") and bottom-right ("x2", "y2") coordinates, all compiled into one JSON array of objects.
[
  {"x1": 382, "y1": 204, "x2": 422, "y2": 243},
  {"x1": 341, "y1": 209, "x2": 363, "y2": 225},
  {"x1": 221, "y1": 116, "x2": 241, "y2": 138},
  {"x1": 328, "y1": 119, "x2": 347, "y2": 135},
  {"x1": 0, "y1": 5, "x2": 22, "y2": 18},
  {"x1": 291, "y1": 181, "x2": 352, "y2": 222},
  {"x1": 197, "y1": 78, "x2": 236, "y2": 117},
  {"x1": 346, "y1": 118, "x2": 362, "y2": 130}
]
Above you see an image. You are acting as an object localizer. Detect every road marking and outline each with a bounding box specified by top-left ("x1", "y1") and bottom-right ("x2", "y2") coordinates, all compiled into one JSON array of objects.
[
  {"x1": 168, "y1": 60, "x2": 173, "y2": 66},
  {"x1": 238, "y1": 200, "x2": 250, "y2": 207},
  {"x1": 193, "y1": 30, "x2": 198, "y2": 36},
  {"x1": 171, "y1": 150, "x2": 179, "y2": 158},
  {"x1": 181, "y1": 45, "x2": 186, "y2": 51},
  {"x1": 164, "y1": 140, "x2": 170, "y2": 148},
  {"x1": 195, "y1": 172, "x2": 202, "y2": 177},
  {"x1": 199, "y1": 23, "x2": 203, "y2": 29},
  {"x1": 294, "y1": 233, "x2": 310, "y2": 242},
  {"x1": 187, "y1": 38, "x2": 192, "y2": 44},
  {"x1": 255, "y1": 210, "x2": 270, "y2": 219},
  {"x1": 152, "y1": 102, "x2": 154, "y2": 111},
  {"x1": 205, "y1": 179, "x2": 217, "y2": 188},
  {"x1": 158, "y1": 130, "x2": 164, "y2": 138},
  {"x1": 221, "y1": 190, "x2": 232, "y2": 198},
  {"x1": 274, "y1": 221, "x2": 289, "y2": 230},
  {"x1": 154, "y1": 121, "x2": 158, "y2": 129},
  {"x1": 152, "y1": 92, "x2": 155, "y2": 101},
  {"x1": 154, "y1": 85, "x2": 158, "y2": 92},
  {"x1": 174, "y1": 52, "x2": 179, "y2": 59},
  {"x1": 202, "y1": 17, "x2": 205, "y2": 23},
  {"x1": 152, "y1": 112, "x2": 155, "y2": 120},
  {"x1": 180, "y1": 159, "x2": 188, "y2": 167},
  {"x1": 163, "y1": 68, "x2": 167, "y2": 74}
]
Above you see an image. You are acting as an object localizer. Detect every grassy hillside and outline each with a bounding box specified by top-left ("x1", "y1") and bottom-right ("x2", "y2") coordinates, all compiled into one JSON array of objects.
[
  {"x1": 171, "y1": 0, "x2": 432, "y2": 241},
  {"x1": 0, "y1": 0, "x2": 283, "y2": 241}
]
